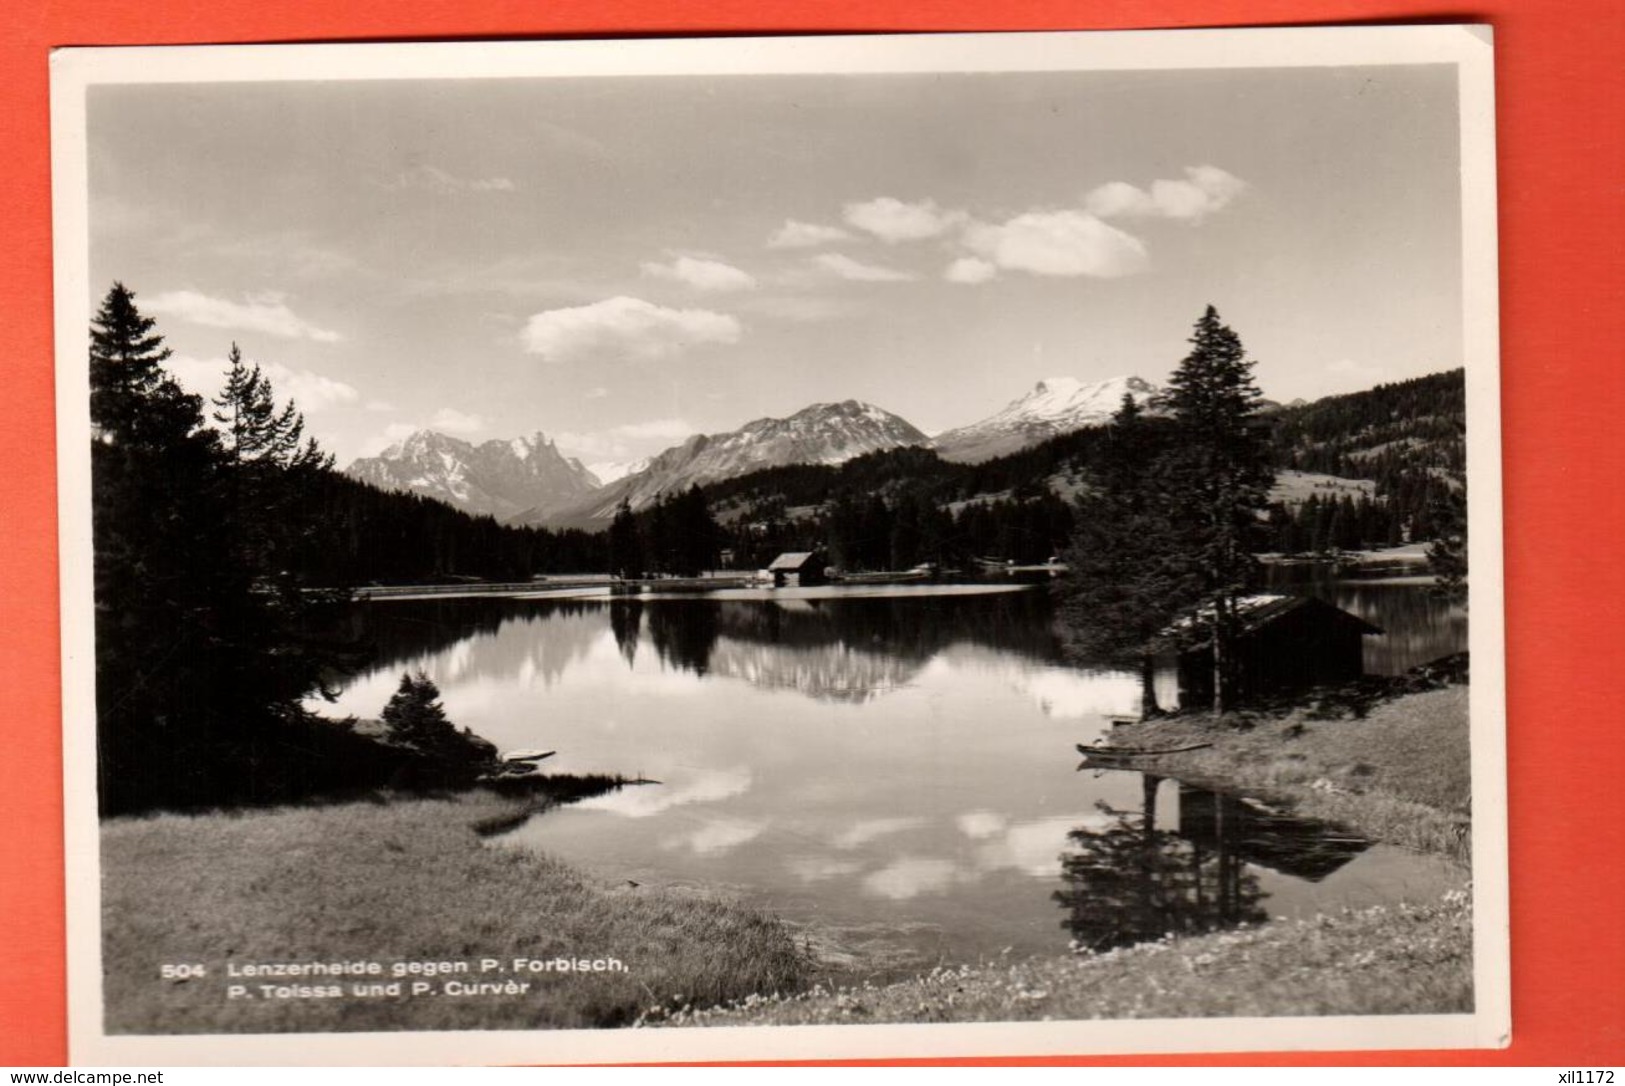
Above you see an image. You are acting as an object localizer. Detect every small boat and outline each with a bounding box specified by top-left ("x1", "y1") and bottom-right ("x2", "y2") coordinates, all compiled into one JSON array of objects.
[
  {"x1": 1074, "y1": 742, "x2": 1213, "y2": 758},
  {"x1": 500, "y1": 748, "x2": 557, "y2": 763}
]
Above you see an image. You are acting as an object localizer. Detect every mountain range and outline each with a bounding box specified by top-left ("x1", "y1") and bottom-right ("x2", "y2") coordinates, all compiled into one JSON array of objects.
[
  {"x1": 931, "y1": 375, "x2": 1162, "y2": 463},
  {"x1": 527, "y1": 399, "x2": 930, "y2": 524},
  {"x1": 344, "y1": 375, "x2": 1166, "y2": 524},
  {"x1": 346, "y1": 430, "x2": 601, "y2": 520}
]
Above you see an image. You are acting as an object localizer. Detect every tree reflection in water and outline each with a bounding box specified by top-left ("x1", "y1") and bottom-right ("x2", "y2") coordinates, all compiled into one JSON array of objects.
[
  {"x1": 645, "y1": 600, "x2": 720, "y2": 676},
  {"x1": 1055, "y1": 775, "x2": 1269, "y2": 953},
  {"x1": 608, "y1": 599, "x2": 642, "y2": 667}
]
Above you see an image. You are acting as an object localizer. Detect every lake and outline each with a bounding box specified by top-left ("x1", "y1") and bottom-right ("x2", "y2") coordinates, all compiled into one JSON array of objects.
[{"x1": 324, "y1": 581, "x2": 1465, "y2": 972}]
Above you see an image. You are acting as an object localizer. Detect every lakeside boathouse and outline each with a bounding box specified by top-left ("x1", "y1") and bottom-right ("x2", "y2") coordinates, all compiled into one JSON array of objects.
[{"x1": 1147, "y1": 594, "x2": 1383, "y2": 712}]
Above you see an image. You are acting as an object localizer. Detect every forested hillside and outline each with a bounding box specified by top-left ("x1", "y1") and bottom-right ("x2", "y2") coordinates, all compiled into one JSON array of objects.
[
  {"x1": 1263, "y1": 369, "x2": 1465, "y2": 551},
  {"x1": 288, "y1": 471, "x2": 603, "y2": 586},
  {"x1": 1269, "y1": 368, "x2": 1465, "y2": 482}
]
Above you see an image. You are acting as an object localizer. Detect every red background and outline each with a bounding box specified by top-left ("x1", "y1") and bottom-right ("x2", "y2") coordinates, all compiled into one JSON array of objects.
[{"x1": 3, "y1": 0, "x2": 1621, "y2": 1068}]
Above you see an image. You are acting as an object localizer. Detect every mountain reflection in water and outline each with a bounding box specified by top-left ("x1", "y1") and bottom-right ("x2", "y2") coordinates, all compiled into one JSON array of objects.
[
  {"x1": 326, "y1": 588, "x2": 1462, "y2": 966},
  {"x1": 348, "y1": 589, "x2": 1065, "y2": 704}
]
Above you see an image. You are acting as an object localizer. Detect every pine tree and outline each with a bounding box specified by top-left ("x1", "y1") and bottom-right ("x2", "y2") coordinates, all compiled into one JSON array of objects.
[
  {"x1": 1060, "y1": 395, "x2": 1199, "y2": 712},
  {"x1": 608, "y1": 498, "x2": 643, "y2": 578},
  {"x1": 212, "y1": 344, "x2": 334, "y2": 474},
  {"x1": 89, "y1": 284, "x2": 361, "y2": 812},
  {"x1": 381, "y1": 671, "x2": 454, "y2": 745},
  {"x1": 380, "y1": 672, "x2": 495, "y2": 770},
  {"x1": 88, "y1": 284, "x2": 237, "y2": 811},
  {"x1": 209, "y1": 344, "x2": 337, "y2": 599},
  {"x1": 1427, "y1": 482, "x2": 1468, "y2": 606},
  {"x1": 90, "y1": 282, "x2": 204, "y2": 452},
  {"x1": 1158, "y1": 306, "x2": 1274, "y2": 712}
]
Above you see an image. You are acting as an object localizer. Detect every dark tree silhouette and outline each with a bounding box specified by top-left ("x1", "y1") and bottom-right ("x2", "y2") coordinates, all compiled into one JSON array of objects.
[
  {"x1": 608, "y1": 498, "x2": 643, "y2": 578},
  {"x1": 1055, "y1": 778, "x2": 1268, "y2": 953},
  {"x1": 1157, "y1": 306, "x2": 1275, "y2": 712},
  {"x1": 379, "y1": 671, "x2": 495, "y2": 769},
  {"x1": 1427, "y1": 483, "x2": 1468, "y2": 605},
  {"x1": 89, "y1": 283, "x2": 240, "y2": 812},
  {"x1": 90, "y1": 282, "x2": 203, "y2": 452},
  {"x1": 1060, "y1": 395, "x2": 1199, "y2": 704}
]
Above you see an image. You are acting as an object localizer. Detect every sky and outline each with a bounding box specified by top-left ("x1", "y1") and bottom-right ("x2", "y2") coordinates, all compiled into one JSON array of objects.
[{"x1": 87, "y1": 63, "x2": 1463, "y2": 472}]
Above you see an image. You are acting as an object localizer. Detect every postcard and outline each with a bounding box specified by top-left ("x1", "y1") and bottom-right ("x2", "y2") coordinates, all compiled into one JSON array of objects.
[{"x1": 52, "y1": 25, "x2": 1507, "y2": 1064}]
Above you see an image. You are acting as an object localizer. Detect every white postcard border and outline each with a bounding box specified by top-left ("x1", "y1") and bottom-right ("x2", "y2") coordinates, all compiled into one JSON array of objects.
[{"x1": 51, "y1": 25, "x2": 1508, "y2": 1065}]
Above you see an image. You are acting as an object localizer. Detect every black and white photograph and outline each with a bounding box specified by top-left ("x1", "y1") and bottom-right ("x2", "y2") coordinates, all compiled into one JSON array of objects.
[{"x1": 52, "y1": 28, "x2": 1507, "y2": 1064}]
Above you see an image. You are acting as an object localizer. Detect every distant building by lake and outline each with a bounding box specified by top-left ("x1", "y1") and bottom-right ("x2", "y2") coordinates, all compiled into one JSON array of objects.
[{"x1": 767, "y1": 550, "x2": 828, "y2": 588}]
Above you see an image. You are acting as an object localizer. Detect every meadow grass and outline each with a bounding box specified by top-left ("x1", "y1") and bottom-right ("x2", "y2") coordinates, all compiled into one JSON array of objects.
[
  {"x1": 101, "y1": 686, "x2": 1474, "y2": 1034},
  {"x1": 652, "y1": 890, "x2": 1473, "y2": 1027},
  {"x1": 1104, "y1": 686, "x2": 1472, "y2": 863},
  {"x1": 101, "y1": 788, "x2": 810, "y2": 1034}
]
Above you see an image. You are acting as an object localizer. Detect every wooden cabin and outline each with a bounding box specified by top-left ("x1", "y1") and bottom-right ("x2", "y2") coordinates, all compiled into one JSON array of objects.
[
  {"x1": 767, "y1": 550, "x2": 828, "y2": 588},
  {"x1": 1147, "y1": 594, "x2": 1382, "y2": 712}
]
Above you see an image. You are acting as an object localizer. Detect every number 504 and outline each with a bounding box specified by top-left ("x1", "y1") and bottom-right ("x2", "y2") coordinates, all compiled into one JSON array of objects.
[{"x1": 160, "y1": 963, "x2": 206, "y2": 980}]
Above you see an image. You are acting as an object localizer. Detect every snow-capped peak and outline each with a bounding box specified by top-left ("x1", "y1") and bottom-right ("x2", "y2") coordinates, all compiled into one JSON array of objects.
[
  {"x1": 535, "y1": 400, "x2": 929, "y2": 523},
  {"x1": 346, "y1": 427, "x2": 602, "y2": 520},
  {"x1": 932, "y1": 374, "x2": 1163, "y2": 463}
]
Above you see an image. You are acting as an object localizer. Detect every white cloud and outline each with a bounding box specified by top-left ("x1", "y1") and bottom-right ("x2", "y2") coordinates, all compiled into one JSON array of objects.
[
  {"x1": 350, "y1": 411, "x2": 480, "y2": 458},
  {"x1": 785, "y1": 857, "x2": 863, "y2": 883},
  {"x1": 382, "y1": 164, "x2": 517, "y2": 194},
  {"x1": 584, "y1": 386, "x2": 610, "y2": 400},
  {"x1": 843, "y1": 197, "x2": 966, "y2": 243},
  {"x1": 520, "y1": 296, "x2": 742, "y2": 364},
  {"x1": 962, "y1": 211, "x2": 1149, "y2": 278},
  {"x1": 165, "y1": 353, "x2": 360, "y2": 413},
  {"x1": 944, "y1": 256, "x2": 998, "y2": 284},
  {"x1": 365, "y1": 399, "x2": 397, "y2": 413},
  {"x1": 1083, "y1": 181, "x2": 1157, "y2": 219},
  {"x1": 1020, "y1": 669, "x2": 1144, "y2": 720},
  {"x1": 640, "y1": 255, "x2": 758, "y2": 292},
  {"x1": 955, "y1": 811, "x2": 1008, "y2": 840},
  {"x1": 356, "y1": 421, "x2": 421, "y2": 458},
  {"x1": 576, "y1": 766, "x2": 751, "y2": 818},
  {"x1": 270, "y1": 365, "x2": 362, "y2": 412},
  {"x1": 767, "y1": 220, "x2": 854, "y2": 249},
  {"x1": 1324, "y1": 358, "x2": 1389, "y2": 387},
  {"x1": 430, "y1": 408, "x2": 485, "y2": 435},
  {"x1": 973, "y1": 814, "x2": 1105, "y2": 878},
  {"x1": 862, "y1": 858, "x2": 961, "y2": 900},
  {"x1": 1084, "y1": 165, "x2": 1248, "y2": 222},
  {"x1": 614, "y1": 417, "x2": 694, "y2": 440},
  {"x1": 146, "y1": 290, "x2": 343, "y2": 342},
  {"x1": 556, "y1": 417, "x2": 696, "y2": 463},
  {"x1": 664, "y1": 818, "x2": 766, "y2": 856},
  {"x1": 813, "y1": 252, "x2": 916, "y2": 283},
  {"x1": 831, "y1": 817, "x2": 926, "y2": 850}
]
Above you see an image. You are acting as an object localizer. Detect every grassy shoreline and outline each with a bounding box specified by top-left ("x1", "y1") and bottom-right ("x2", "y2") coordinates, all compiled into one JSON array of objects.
[
  {"x1": 648, "y1": 892, "x2": 1474, "y2": 1027},
  {"x1": 101, "y1": 785, "x2": 810, "y2": 1033},
  {"x1": 102, "y1": 685, "x2": 1473, "y2": 1033},
  {"x1": 1104, "y1": 685, "x2": 1472, "y2": 863}
]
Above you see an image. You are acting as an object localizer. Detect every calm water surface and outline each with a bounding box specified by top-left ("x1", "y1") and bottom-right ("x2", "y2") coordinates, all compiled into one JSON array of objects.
[{"x1": 326, "y1": 583, "x2": 1464, "y2": 969}]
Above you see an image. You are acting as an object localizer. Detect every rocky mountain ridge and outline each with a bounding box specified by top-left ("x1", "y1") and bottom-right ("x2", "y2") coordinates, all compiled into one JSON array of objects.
[{"x1": 345, "y1": 430, "x2": 601, "y2": 520}]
